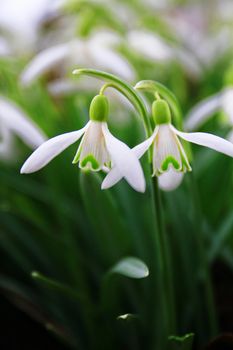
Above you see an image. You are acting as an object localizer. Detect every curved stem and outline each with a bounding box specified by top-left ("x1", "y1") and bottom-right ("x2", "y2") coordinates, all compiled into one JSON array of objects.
[
  {"x1": 73, "y1": 68, "x2": 152, "y2": 137},
  {"x1": 135, "y1": 80, "x2": 182, "y2": 130}
]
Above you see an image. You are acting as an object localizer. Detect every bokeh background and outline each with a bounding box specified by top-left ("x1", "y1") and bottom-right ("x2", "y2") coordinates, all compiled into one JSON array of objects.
[{"x1": 1, "y1": 0, "x2": 233, "y2": 349}]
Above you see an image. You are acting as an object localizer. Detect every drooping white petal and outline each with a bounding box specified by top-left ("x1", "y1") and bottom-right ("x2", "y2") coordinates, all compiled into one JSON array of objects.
[
  {"x1": 20, "y1": 43, "x2": 71, "y2": 86},
  {"x1": 185, "y1": 93, "x2": 222, "y2": 131},
  {"x1": 172, "y1": 125, "x2": 233, "y2": 158},
  {"x1": 102, "y1": 123, "x2": 145, "y2": 192},
  {"x1": 21, "y1": 123, "x2": 89, "y2": 173},
  {"x1": 102, "y1": 129, "x2": 158, "y2": 190},
  {"x1": 158, "y1": 169, "x2": 184, "y2": 192},
  {"x1": 0, "y1": 96, "x2": 46, "y2": 148},
  {"x1": 133, "y1": 129, "x2": 158, "y2": 158}
]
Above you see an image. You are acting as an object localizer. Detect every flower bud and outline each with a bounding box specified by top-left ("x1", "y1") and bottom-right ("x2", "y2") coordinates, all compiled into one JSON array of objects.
[
  {"x1": 89, "y1": 94, "x2": 109, "y2": 122},
  {"x1": 152, "y1": 99, "x2": 171, "y2": 125}
]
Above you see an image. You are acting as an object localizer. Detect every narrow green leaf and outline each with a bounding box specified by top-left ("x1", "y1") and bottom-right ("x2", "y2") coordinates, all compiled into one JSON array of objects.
[
  {"x1": 110, "y1": 257, "x2": 149, "y2": 279},
  {"x1": 31, "y1": 271, "x2": 87, "y2": 303}
]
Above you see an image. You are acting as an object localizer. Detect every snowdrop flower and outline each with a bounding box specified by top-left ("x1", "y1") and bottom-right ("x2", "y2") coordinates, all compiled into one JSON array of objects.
[
  {"x1": 102, "y1": 99, "x2": 233, "y2": 191},
  {"x1": 185, "y1": 88, "x2": 233, "y2": 143},
  {"x1": 21, "y1": 30, "x2": 135, "y2": 86},
  {"x1": 0, "y1": 96, "x2": 46, "y2": 160},
  {"x1": 21, "y1": 94, "x2": 145, "y2": 192}
]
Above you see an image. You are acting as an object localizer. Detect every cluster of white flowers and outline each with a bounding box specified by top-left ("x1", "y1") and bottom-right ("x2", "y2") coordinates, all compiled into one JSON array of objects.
[
  {"x1": 20, "y1": 90, "x2": 233, "y2": 193},
  {"x1": 1, "y1": 0, "x2": 233, "y2": 194}
]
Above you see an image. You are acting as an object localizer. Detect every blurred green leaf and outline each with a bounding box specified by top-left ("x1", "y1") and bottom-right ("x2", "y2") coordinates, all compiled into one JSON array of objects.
[{"x1": 168, "y1": 333, "x2": 194, "y2": 350}]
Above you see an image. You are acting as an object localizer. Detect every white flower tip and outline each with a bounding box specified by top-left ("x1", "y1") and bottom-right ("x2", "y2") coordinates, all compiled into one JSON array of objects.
[
  {"x1": 101, "y1": 181, "x2": 109, "y2": 190},
  {"x1": 101, "y1": 177, "x2": 145, "y2": 192},
  {"x1": 20, "y1": 163, "x2": 30, "y2": 174},
  {"x1": 129, "y1": 176, "x2": 146, "y2": 193},
  {"x1": 72, "y1": 69, "x2": 80, "y2": 75}
]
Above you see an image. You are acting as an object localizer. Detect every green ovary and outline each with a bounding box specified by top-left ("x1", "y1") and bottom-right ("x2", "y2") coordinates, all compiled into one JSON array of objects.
[
  {"x1": 161, "y1": 155, "x2": 180, "y2": 172},
  {"x1": 80, "y1": 154, "x2": 100, "y2": 171}
]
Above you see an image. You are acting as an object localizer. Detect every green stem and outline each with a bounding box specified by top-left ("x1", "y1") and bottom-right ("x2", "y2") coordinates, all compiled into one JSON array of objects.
[
  {"x1": 152, "y1": 177, "x2": 177, "y2": 336},
  {"x1": 149, "y1": 176, "x2": 169, "y2": 350},
  {"x1": 188, "y1": 173, "x2": 218, "y2": 337}
]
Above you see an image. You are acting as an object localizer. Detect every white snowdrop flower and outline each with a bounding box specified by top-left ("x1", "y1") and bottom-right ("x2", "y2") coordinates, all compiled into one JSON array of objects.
[
  {"x1": 21, "y1": 94, "x2": 145, "y2": 192},
  {"x1": 20, "y1": 30, "x2": 135, "y2": 86},
  {"x1": 0, "y1": 96, "x2": 47, "y2": 160},
  {"x1": 102, "y1": 99, "x2": 233, "y2": 191}
]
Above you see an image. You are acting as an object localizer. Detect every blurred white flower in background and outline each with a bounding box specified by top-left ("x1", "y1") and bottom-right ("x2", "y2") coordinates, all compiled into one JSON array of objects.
[
  {"x1": 20, "y1": 30, "x2": 135, "y2": 86},
  {"x1": 165, "y1": 4, "x2": 231, "y2": 69},
  {"x1": 0, "y1": 96, "x2": 47, "y2": 161},
  {"x1": 185, "y1": 88, "x2": 233, "y2": 143},
  {"x1": 127, "y1": 30, "x2": 201, "y2": 77},
  {"x1": 128, "y1": 31, "x2": 172, "y2": 62},
  {"x1": 185, "y1": 88, "x2": 233, "y2": 128},
  {"x1": 0, "y1": 0, "x2": 62, "y2": 55}
]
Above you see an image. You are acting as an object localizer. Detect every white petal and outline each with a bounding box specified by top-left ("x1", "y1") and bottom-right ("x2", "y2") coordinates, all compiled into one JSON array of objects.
[
  {"x1": 20, "y1": 43, "x2": 71, "y2": 86},
  {"x1": 184, "y1": 93, "x2": 222, "y2": 131},
  {"x1": 128, "y1": 31, "x2": 171, "y2": 61},
  {"x1": 102, "y1": 130, "x2": 157, "y2": 190},
  {"x1": 0, "y1": 96, "x2": 46, "y2": 148},
  {"x1": 133, "y1": 128, "x2": 158, "y2": 158},
  {"x1": 21, "y1": 123, "x2": 89, "y2": 173},
  {"x1": 101, "y1": 167, "x2": 123, "y2": 190},
  {"x1": 173, "y1": 126, "x2": 233, "y2": 158},
  {"x1": 102, "y1": 123, "x2": 145, "y2": 192},
  {"x1": 158, "y1": 169, "x2": 184, "y2": 192}
]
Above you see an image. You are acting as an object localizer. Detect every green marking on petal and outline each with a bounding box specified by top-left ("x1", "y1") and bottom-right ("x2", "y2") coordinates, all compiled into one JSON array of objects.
[
  {"x1": 80, "y1": 154, "x2": 100, "y2": 171},
  {"x1": 161, "y1": 155, "x2": 180, "y2": 172}
]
